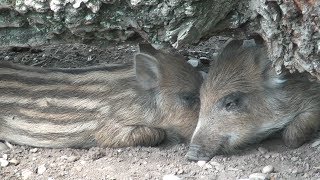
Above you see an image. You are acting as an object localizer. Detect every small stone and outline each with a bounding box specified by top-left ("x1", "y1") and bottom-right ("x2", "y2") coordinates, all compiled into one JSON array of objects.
[
  {"x1": 80, "y1": 160, "x2": 87, "y2": 165},
  {"x1": 21, "y1": 169, "x2": 33, "y2": 180},
  {"x1": 0, "y1": 158, "x2": 9, "y2": 167},
  {"x1": 66, "y1": 156, "x2": 79, "y2": 162},
  {"x1": 163, "y1": 174, "x2": 181, "y2": 180},
  {"x1": 291, "y1": 156, "x2": 298, "y2": 162},
  {"x1": 4, "y1": 141, "x2": 13, "y2": 149},
  {"x1": 187, "y1": 59, "x2": 199, "y2": 67},
  {"x1": 37, "y1": 164, "x2": 47, "y2": 174},
  {"x1": 87, "y1": 56, "x2": 93, "y2": 62},
  {"x1": 271, "y1": 153, "x2": 280, "y2": 158},
  {"x1": 292, "y1": 168, "x2": 303, "y2": 174},
  {"x1": 177, "y1": 169, "x2": 184, "y2": 175},
  {"x1": 258, "y1": 147, "x2": 268, "y2": 154},
  {"x1": 205, "y1": 163, "x2": 213, "y2": 169},
  {"x1": 292, "y1": 169, "x2": 298, "y2": 174},
  {"x1": 30, "y1": 148, "x2": 38, "y2": 153},
  {"x1": 2, "y1": 154, "x2": 8, "y2": 160},
  {"x1": 262, "y1": 165, "x2": 274, "y2": 173},
  {"x1": 4, "y1": 56, "x2": 10, "y2": 61},
  {"x1": 73, "y1": 166, "x2": 82, "y2": 172},
  {"x1": 249, "y1": 173, "x2": 269, "y2": 180},
  {"x1": 0, "y1": 142, "x2": 9, "y2": 151},
  {"x1": 311, "y1": 140, "x2": 320, "y2": 147},
  {"x1": 210, "y1": 161, "x2": 224, "y2": 171},
  {"x1": 9, "y1": 158, "x2": 20, "y2": 165},
  {"x1": 264, "y1": 154, "x2": 271, "y2": 159},
  {"x1": 199, "y1": 57, "x2": 209, "y2": 60},
  {"x1": 228, "y1": 167, "x2": 240, "y2": 171},
  {"x1": 210, "y1": 161, "x2": 221, "y2": 166},
  {"x1": 197, "y1": 161, "x2": 206, "y2": 167}
]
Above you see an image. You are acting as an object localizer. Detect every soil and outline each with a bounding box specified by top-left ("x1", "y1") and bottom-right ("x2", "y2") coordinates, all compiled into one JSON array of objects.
[{"x1": 0, "y1": 38, "x2": 319, "y2": 180}]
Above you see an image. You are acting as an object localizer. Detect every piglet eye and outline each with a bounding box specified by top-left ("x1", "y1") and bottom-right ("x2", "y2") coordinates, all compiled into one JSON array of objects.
[
  {"x1": 224, "y1": 98, "x2": 240, "y2": 110},
  {"x1": 220, "y1": 91, "x2": 245, "y2": 111}
]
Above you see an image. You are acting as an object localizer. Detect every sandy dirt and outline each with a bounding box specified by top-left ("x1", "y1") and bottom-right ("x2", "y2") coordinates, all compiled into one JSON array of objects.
[{"x1": 0, "y1": 38, "x2": 319, "y2": 180}]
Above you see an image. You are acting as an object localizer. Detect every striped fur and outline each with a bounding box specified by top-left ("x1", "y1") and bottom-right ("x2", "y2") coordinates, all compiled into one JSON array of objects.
[{"x1": 0, "y1": 48, "x2": 202, "y2": 149}]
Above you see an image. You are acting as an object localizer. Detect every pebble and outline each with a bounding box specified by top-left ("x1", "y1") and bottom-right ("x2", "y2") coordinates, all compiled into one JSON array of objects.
[
  {"x1": 30, "y1": 148, "x2": 38, "y2": 153},
  {"x1": 4, "y1": 141, "x2": 13, "y2": 149},
  {"x1": 311, "y1": 140, "x2": 320, "y2": 147},
  {"x1": 0, "y1": 158, "x2": 9, "y2": 167},
  {"x1": 66, "y1": 156, "x2": 79, "y2": 162},
  {"x1": 271, "y1": 153, "x2": 280, "y2": 158},
  {"x1": 2, "y1": 154, "x2": 8, "y2": 160},
  {"x1": 264, "y1": 154, "x2": 271, "y2": 159},
  {"x1": 21, "y1": 169, "x2": 33, "y2": 180},
  {"x1": 205, "y1": 163, "x2": 213, "y2": 169},
  {"x1": 210, "y1": 161, "x2": 224, "y2": 171},
  {"x1": 74, "y1": 166, "x2": 83, "y2": 172},
  {"x1": 163, "y1": 174, "x2": 181, "y2": 180},
  {"x1": 249, "y1": 173, "x2": 269, "y2": 180},
  {"x1": 292, "y1": 168, "x2": 303, "y2": 174},
  {"x1": 80, "y1": 160, "x2": 87, "y2": 165},
  {"x1": 210, "y1": 161, "x2": 221, "y2": 166},
  {"x1": 290, "y1": 156, "x2": 298, "y2": 162},
  {"x1": 197, "y1": 161, "x2": 206, "y2": 167},
  {"x1": 4, "y1": 56, "x2": 10, "y2": 61},
  {"x1": 9, "y1": 158, "x2": 20, "y2": 165},
  {"x1": 0, "y1": 142, "x2": 9, "y2": 151},
  {"x1": 37, "y1": 164, "x2": 47, "y2": 174},
  {"x1": 258, "y1": 147, "x2": 268, "y2": 154},
  {"x1": 176, "y1": 169, "x2": 184, "y2": 175},
  {"x1": 228, "y1": 167, "x2": 241, "y2": 171},
  {"x1": 187, "y1": 59, "x2": 199, "y2": 67},
  {"x1": 262, "y1": 165, "x2": 274, "y2": 173}
]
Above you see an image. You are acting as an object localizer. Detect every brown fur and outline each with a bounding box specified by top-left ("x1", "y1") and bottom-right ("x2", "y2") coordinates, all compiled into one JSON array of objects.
[
  {"x1": 186, "y1": 40, "x2": 320, "y2": 161},
  {"x1": 0, "y1": 44, "x2": 202, "y2": 148}
]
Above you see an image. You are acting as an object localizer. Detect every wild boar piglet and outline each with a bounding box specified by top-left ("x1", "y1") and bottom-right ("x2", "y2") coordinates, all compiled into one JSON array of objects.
[
  {"x1": 186, "y1": 40, "x2": 320, "y2": 161},
  {"x1": 0, "y1": 44, "x2": 203, "y2": 149}
]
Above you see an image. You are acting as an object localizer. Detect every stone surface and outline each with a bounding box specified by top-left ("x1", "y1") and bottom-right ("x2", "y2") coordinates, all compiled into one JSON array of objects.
[
  {"x1": 249, "y1": 173, "x2": 269, "y2": 180},
  {"x1": 1, "y1": 0, "x2": 319, "y2": 79},
  {"x1": 251, "y1": 0, "x2": 320, "y2": 80},
  {"x1": 0, "y1": 0, "x2": 246, "y2": 48},
  {"x1": 163, "y1": 174, "x2": 181, "y2": 180},
  {"x1": 262, "y1": 165, "x2": 274, "y2": 174}
]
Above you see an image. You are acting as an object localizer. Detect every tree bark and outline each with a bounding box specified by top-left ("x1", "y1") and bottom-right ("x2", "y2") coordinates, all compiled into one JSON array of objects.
[{"x1": 0, "y1": 0, "x2": 319, "y2": 79}]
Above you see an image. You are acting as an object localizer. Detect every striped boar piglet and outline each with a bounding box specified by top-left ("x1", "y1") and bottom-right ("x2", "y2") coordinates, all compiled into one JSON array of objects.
[
  {"x1": 186, "y1": 40, "x2": 320, "y2": 161},
  {"x1": 0, "y1": 44, "x2": 202, "y2": 148}
]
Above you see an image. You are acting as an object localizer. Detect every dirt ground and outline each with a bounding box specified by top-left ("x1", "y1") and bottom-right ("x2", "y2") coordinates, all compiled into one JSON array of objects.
[{"x1": 0, "y1": 38, "x2": 319, "y2": 180}]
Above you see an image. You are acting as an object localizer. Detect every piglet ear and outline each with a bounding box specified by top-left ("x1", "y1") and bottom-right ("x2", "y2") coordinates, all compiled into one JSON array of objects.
[
  {"x1": 219, "y1": 39, "x2": 244, "y2": 57},
  {"x1": 138, "y1": 43, "x2": 159, "y2": 56},
  {"x1": 134, "y1": 53, "x2": 161, "y2": 90}
]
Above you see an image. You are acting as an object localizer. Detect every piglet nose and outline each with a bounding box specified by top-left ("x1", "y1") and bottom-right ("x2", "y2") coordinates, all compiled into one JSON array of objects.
[{"x1": 185, "y1": 144, "x2": 211, "y2": 162}]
